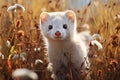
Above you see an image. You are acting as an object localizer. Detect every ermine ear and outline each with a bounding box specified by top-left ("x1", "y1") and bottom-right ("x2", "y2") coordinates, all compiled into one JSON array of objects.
[
  {"x1": 65, "y1": 10, "x2": 75, "y2": 22},
  {"x1": 40, "y1": 12, "x2": 49, "y2": 23}
]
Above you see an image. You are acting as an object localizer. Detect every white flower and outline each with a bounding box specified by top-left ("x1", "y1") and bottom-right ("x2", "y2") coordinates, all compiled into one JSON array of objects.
[
  {"x1": 35, "y1": 59, "x2": 43, "y2": 65},
  {"x1": 34, "y1": 48, "x2": 37, "y2": 51},
  {"x1": 92, "y1": 34, "x2": 101, "y2": 40},
  {"x1": 0, "y1": 52, "x2": 4, "y2": 59},
  {"x1": 51, "y1": 73, "x2": 56, "y2": 80},
  {"x1": 37, "y1": 47, "x2": 41, "y2": 51},
  {"x1": 91, "y1": 40, "x2": 103, "y2": 50},
  {"x1": 114, "y1": 14, "x2": 120, "y2": 20},
  {"x1": 20, "y1": 55, "x2": 26, "y2": 61},
  {"x1": 82, "y1": 24, "x2": 90, "y2": 29},
  {"x1": 12, "y1": 68, "x2": 38, "y2": 80},
  {"x1": 7, "y1": 3, "x2": 25, "y2": 12},
  {"x1": 12, "y1": 54, "x2": 19, "y2": 60},
  {"x1": 20, "y1": 52, "x2": 26, "y2": 61},
  {"x1": 117, "y1": 14, "x2": 120, "y2": 19},
  {"x1": 47, "y1": 63, "x2": 53, "y2": 72},
  {"x1": 34, "y1": 47, "x2": 41, "y2": 52},
  {"x1": 6, "y1": 40, "x2": 11, "y2": 48}
]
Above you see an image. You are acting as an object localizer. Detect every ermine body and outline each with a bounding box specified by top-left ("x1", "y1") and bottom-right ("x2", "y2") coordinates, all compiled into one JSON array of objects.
[{"x1": 40, "y1": 10, "x2": 91, "y2": 80}]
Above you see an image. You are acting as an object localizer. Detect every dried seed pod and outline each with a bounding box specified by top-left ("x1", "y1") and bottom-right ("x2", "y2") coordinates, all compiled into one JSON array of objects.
[
  {"x1": 17, "y1": 30, "x2": 25, "y2": 37},
  {"x1": 7, "y1": 3, "x2": 25, "y2": 12},
  {"x1": 15, "y1": 20, "x2": 22, "y2": 28},
  {"x1": 97, "y1": 69, "x2": 102, "y2": 77},
  {"x1": 110, "y1": 59, "x2": 118, "y2": 67},
  {"x1": 111, "y1": 34, "x2": 119, "y2": 40},
  {"x1": 77, "y1": 10, "x2": 80, "y2": 13},
  {"x1": 1, "y1": 4, "x2": 7, "y2": 8}
]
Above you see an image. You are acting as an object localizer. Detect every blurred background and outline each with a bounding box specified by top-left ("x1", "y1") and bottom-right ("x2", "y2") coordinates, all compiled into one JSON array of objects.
[{"x1": 0, "y1": 0, "x2": 120, "y2": 80}]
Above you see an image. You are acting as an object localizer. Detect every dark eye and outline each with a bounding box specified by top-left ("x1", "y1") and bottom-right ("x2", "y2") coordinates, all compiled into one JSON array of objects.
[
  {"x1": 48, "y1": 25, "x2": 53, "y2": 30},
  {"x1": 63, "y1": 24, "x2": 67, "y2": 29}
]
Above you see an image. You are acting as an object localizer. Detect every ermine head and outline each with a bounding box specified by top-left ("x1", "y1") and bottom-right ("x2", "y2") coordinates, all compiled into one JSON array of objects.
[{"x1": 40, "y1": 10, "x2": 76, "y2": 41}]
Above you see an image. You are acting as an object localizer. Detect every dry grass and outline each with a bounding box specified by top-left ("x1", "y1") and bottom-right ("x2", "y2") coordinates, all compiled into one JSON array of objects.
[{"x1": 0, "y1": 0, "x2": 120, "y2": 80}]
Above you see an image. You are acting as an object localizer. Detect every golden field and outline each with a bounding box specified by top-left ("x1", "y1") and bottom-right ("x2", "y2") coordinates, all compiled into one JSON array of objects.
[{"x1": 0, "y1": 0, "x2": 120, "y2": 80}]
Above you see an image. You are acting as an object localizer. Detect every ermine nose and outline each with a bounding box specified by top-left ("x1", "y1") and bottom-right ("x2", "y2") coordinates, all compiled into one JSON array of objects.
[{"x1": 55, "y1": 31, "x2": 61, "y2": 37}]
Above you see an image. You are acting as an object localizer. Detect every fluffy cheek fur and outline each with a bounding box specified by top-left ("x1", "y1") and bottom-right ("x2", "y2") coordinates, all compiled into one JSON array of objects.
[
  {"x1": 67, "y1": 23, "x2": 75, "y2": 39},
  {"x1": 40, "y1": 24, "x2": 48, "y2": 38}
]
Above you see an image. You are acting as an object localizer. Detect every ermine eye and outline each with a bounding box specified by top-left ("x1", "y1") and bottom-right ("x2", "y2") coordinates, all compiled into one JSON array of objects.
[
  {"x1": 63, "y1": 24, "x2": 67, "y2": 29},
  {"x1": 48, "y1": 25, "x2": 53, "y2": 30}
]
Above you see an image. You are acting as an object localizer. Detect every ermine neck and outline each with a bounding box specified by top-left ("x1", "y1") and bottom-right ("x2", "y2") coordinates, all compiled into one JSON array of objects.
[{"x1": 48, "y1": 38, "x2": 73, "y2": 48}]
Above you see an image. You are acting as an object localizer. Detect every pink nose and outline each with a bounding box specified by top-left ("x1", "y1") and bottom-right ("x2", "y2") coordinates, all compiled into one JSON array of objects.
[{"x1": 55, "y1": 31, "x2": 61, "y2": 37}]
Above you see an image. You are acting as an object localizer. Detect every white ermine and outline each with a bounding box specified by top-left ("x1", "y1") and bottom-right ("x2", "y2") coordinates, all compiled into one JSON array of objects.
[{"x1": 40, "y1": 10, "x2": 94, "y2": 80}]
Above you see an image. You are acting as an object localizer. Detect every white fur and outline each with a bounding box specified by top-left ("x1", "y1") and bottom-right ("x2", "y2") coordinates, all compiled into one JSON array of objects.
[
  {"x1": 12, "y1": 68, "x2": 38, "y2": 79},
  {"x1": 40, "y1": 10, "x2": 90, "y2": 78},
  {"x1": 91, "y1": 40, "x2": 103, "y2": 50}
]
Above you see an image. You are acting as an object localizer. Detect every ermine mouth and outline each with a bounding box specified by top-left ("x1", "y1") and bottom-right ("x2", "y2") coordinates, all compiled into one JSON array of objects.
[{"x1": 54, "y1": 36, "x2": 62, "y2": 40}]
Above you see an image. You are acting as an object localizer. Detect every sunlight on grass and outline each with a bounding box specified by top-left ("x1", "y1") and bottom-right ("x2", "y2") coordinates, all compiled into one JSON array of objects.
[{"x1": 0, "y1": 0, "x2": 119, "y2": 80}]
